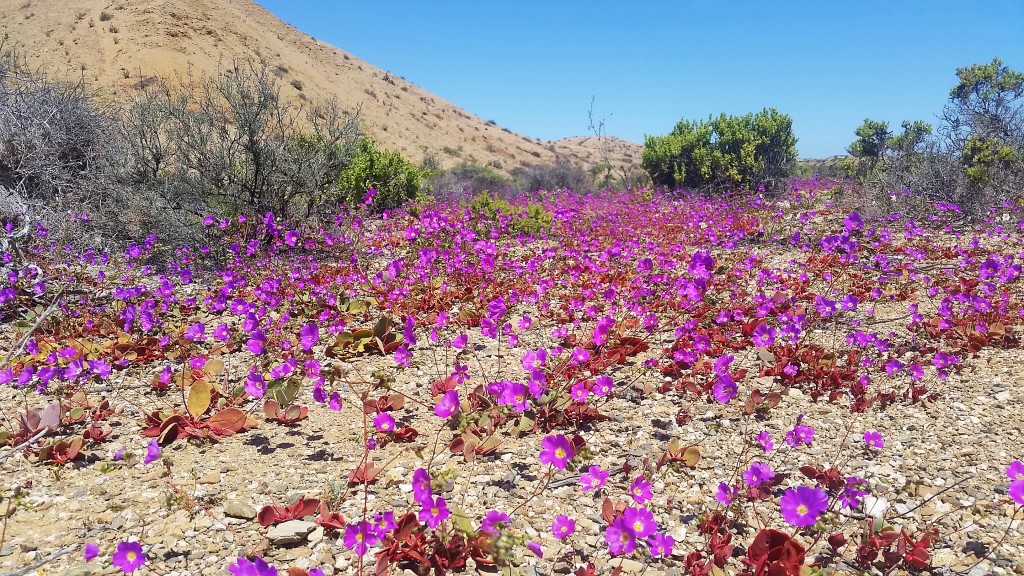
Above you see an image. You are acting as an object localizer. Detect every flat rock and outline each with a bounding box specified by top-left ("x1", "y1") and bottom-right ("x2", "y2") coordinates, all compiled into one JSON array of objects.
[
  {"x1": 608, "y1": 558, "x2": 645, "y2": 574},
  {"x1": 223, "y1": 500, "x2": 257, "y2": 520},
  {"x1": 267, "y1": 520, "x2": 316, "y2": 545},
  {"x1": 196, "y1": 472, "x2": 221, "y2": 484}
]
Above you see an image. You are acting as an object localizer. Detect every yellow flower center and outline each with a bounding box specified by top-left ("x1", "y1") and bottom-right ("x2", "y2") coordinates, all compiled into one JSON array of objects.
[
  {"x1": 555, "y1": 448, "x2": 565, "y2": 459},
  {"x1": 431, "y1": 507, "x2": 439, "y2": 515},
  {"x1": 356, "y1": 533, "x2": 364, "y2": 542},
  {"x1": 633, "y1": 521, "x2": 643, "y2": 532},
  {"x1": 797, "y1": 504, "x2": 808, "y2": 516},
  {"x1": 126, "y1": 552, "x2": 137, "y2": 561}
]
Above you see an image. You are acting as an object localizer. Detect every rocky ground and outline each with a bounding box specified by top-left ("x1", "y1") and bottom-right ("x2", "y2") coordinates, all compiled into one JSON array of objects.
[{"x1": 2, "y1": 326, "x2": 1023, "y2": 576}]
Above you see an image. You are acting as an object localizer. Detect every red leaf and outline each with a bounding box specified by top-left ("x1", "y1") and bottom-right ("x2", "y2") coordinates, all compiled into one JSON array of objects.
[
  {"x1": 348, "y1": 461, "x2": 381, "y2": 486},
  {"x1": 208, "y1": 407, "x2": 247, "y2": 434},
  {"x1": 257, "y1": 498, "x2": 321, "y2": 527}
]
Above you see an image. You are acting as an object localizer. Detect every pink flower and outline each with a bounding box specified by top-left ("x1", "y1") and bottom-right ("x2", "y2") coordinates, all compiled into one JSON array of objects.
[
  {"x1": 580, "y1": 465, "x2": 609, "y2": 492},
  {"x1": 480, "y1": 510, "x2": 510, "y2": 535},
  {"x1": 451, "y1": 333, "x2": 468, "y2": 349},
  {"x1": 648, "y1": 533, "x2": 674, "y2": 557},
  {"x1": 538, "y1": 434, "x2": 574, "y2": 470},
  {"x1": 144, "y1": 439, "x2": 160, "y2": 465},
  {"x1": 1007, "y1": 460, "x2": 1024, "y2": 481},
  {"x1": 592, "y1": 375, "x2": 613, "y2": 396},
  {"x1": 863, "y1": 430, "x2": 884, "y2": 450},
  {"x1": 434, "y1": 390, "x2": 459, "y2": 419},
  {"x1": 83, "y1": 542, "x2": 99, "y2": 562},
  {"x1": 1010, "y1": 480, "x2": 1024, "y2": 506},
  {"x1": 373, "y1": 412, "x2": 396, "y2": 432},
  {"x1": 605, "y1": 518, "x2": 637, "y2": 556},
  {"x1": 570, "y1": 381, "x2": 589, "y2": 402},
  {"x1": 343, "y1": 520, "x2": 378, "y2": 556},
  {"x1": 418, "y1": 496, "x2": 449, "y2": 528},
  {"x1": 299, "y1": 322, "x2": 319, "y2": 351},
  {"x1": 551, "y1": 515, "x2": 575, "y2": 540},
  {"x1": 743, "y1": 462, "x2": 775, "y2": 487},
  {"x1": 622, "y1": 506, "x2": 657, "y2": 538},
  {"x1": 630, "y1": 475, "x2": 653, "y2": 504}
]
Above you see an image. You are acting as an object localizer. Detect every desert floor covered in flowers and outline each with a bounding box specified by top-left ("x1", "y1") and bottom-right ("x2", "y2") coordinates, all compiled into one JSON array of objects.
[{"x1": 2, "y1": 181, "x2": 1024, "y2": 576}]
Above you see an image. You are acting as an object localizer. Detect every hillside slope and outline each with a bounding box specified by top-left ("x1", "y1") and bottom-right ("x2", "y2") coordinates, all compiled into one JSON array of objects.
[{"x1": 0, "y1": 0, "x2": 642, "y2": 176}]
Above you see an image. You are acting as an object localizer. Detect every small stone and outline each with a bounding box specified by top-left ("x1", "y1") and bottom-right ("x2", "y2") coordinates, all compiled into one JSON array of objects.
[
  {"x1": 223, "y1": 500, "x2": 257, "y2": 520},
  {"x1": 307, "y1": 526, "x2": 325, "y2": 544},
  {"x1": 608, "y1": 558, "x2": 645, "y2": 574},
  {"x1": 197, "y1": 472, "x2": 221, "y2": 484},
  {"x1": 268, "y1": 520, "x2": 316, "y2": 545},
  {"x1": 63, "y1": 565, "x2": 101, "y2": 576}
]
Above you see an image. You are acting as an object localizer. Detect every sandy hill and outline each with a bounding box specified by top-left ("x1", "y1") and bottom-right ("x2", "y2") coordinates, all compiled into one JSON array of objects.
[{"x1": 0, "y1": 0, "x2": 643, "y2": 177}]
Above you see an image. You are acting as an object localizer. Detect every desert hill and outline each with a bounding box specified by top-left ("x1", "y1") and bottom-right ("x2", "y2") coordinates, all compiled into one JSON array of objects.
[{"x1": 0, "y1": 0, "x2": 643, "y2": 177}]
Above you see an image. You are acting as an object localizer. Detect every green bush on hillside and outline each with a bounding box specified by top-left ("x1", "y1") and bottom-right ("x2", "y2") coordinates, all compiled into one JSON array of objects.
[
  {"x1": 642, "y1": 108, "x2": 797, "y2": 193},
  {"x1": 336, "y1": 137, "x2": 424, "y2": 211}
]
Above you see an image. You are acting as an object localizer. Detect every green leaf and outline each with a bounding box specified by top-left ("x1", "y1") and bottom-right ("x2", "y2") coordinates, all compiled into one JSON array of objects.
[{"x1": 449, "y1": 504, "x2": 475, "y2": 535}]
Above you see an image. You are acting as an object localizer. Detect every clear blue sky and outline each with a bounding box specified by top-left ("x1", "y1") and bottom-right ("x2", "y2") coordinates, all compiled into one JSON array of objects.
[{"x1": 256, "y1": 1, "x2": 1024, "y2": 158}]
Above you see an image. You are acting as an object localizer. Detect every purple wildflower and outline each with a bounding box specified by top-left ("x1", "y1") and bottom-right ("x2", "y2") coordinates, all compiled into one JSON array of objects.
[
  {"x1": 538, "y1": 434, "x2": 574, "y2": 470},
  {"x1": 299, "y1": 323, "x2": 319, "y2": 351},
  {"x1": 228, "y1": 557, "x2": 277, "y2": 576},
  {"x1": 343, "y1": 520, "x2": 379, "y2": 555},
  {"x1": 648, "y1": 533, "x2": 675, "y2": 557},
  {"x1": 418, "y1": 496, "x2": 450, "y2": 529},
  {"x1": 863, "y1": 430, "x2": 884, "y2": 450},
  {"x1": 111, "y1": 542, "x2": 145, "y2": 574},
  {"x1": 715, "y1": 482, "x2": 739, "y2": 505},
  {"x1": 743, "y1": 462, "x2": 775, "y2": 487},
  {"x1": 630, "y1": 475, "x2": 653, "y2": 504},
  {"x1": 779, "y1": 486, "x2": 829, "y2": 527},
  {"x1": 1006, "y1": 460, "x2": 1024, "y2": 481},
  {"x1": 373, "y1": 412, "x2": 396, "y2": 433},
  {"x1": 622, "y1": 506, "x2": 657, "y2": 538},
  {"x1": 481, "y1": 510, "x2": 511, "y2": 535},
  {"x1": 605, "y1": 518, "x2": 638, "y2": 556},
  {"x1": 433, "y1": 389, "x2": 459, "y2": 419},
  {"x1": 712, "y1": 374, "x2": 737, "y2": 404},
  {"x1": 580, "y1": 465, "x2": 609, "y2": 492},
  {"x1": 551, "y1": 515, "x2": 575, "y2": 540},
  {"x1": 144, "y1": 439, "x2": 160, "y2": 465}
]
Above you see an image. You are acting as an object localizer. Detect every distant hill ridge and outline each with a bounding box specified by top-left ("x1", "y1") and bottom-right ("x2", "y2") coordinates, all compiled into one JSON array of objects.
[{"x1": 0, "y1": 0, "x2": 642, "y2": 176}]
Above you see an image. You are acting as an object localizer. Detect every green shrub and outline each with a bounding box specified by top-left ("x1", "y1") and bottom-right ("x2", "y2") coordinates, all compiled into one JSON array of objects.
[
  {"x1": 642, "y1": 108, "x2": 797, "y2": 193},
  {"x1": 336, "y1": 137, "x2": 423, "y2": 211},
  {"x1": 466, "y1": 192, "x2": 552, "y2": 236}
]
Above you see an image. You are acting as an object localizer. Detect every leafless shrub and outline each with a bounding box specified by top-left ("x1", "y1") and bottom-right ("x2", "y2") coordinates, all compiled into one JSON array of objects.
[
  {"x1": 0, "y1": 44, "x2": 112, "y2": 234},
  {"x1": 513, "y1": 155, "x2": 594, "y2": 193},
  {"x1": 111, "y1": 60, "x2": 362, "y2": 220}
]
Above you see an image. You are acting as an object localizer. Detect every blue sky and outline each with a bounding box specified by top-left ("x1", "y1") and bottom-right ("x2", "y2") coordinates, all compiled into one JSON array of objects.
[{"x1": 256, "y1": 1, "x2": 1024, "y2": 158}]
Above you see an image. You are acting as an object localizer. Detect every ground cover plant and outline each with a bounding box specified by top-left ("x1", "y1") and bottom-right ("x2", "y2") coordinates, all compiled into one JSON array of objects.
[{"x1": 2, "y1": 178, "x2": 1024, "y2": 576}]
